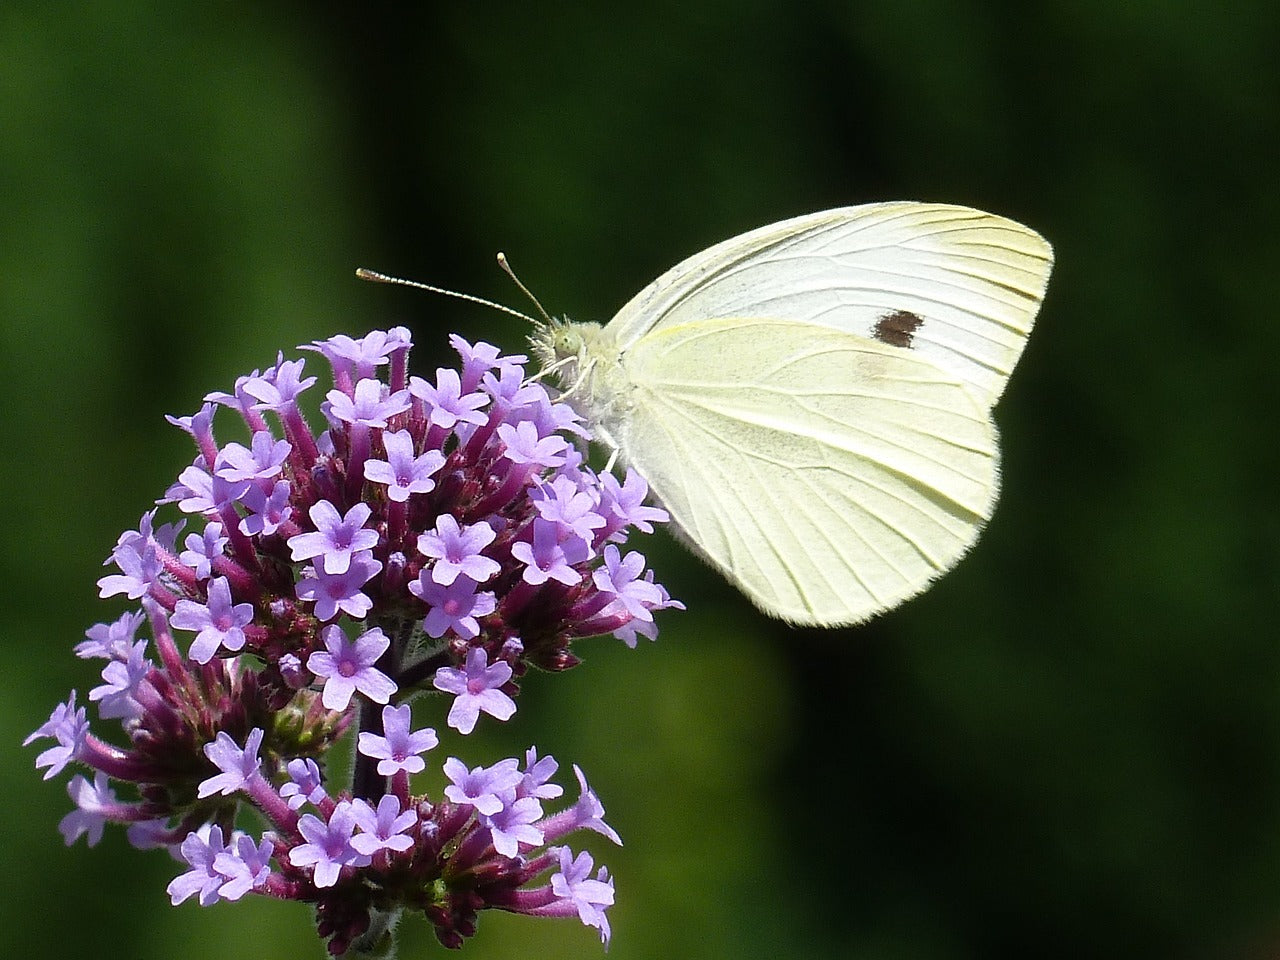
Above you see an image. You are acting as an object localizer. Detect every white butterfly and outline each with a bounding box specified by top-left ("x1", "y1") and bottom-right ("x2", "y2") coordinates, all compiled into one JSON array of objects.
[{"x1": 529, "y1": 202, "x2": 1053, "y2": 627}]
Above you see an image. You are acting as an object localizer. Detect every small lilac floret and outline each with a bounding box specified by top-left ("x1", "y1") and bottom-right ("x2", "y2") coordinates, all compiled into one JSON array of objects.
[
  {"x1": 165, "y1": 403, "x2": 216, "y2": 444},
  {"x1": 88, "y1": 639, "x2": 152, "y2": 721},
  {"x1": 593, "y1": 545, "x2": 663, "y2": 621},
  {"x1": 306, "y1": 625, "x2": 397, "y2": 711},
  {"x1": 171, "y1": 577, "x2": 255, "y2": 664},
  {"x1": 409, "y1": 367, "x2": 490, "y2": 429},
  {"x1": 518, "y1": 747, "x2": 563, "y2": 801},
  {"x1": 326, "y1": 378, "x2": 410, "y2": 429},
  {"x1": 567, "y1": 764, "x2": 622, "y2": 846},
  {"x1": 511, "y1": 518, "x2": 591, "y2": 586},
  {"x1": 363, "y1": 429, "x2": 446, "y2": 502},
  {"x1": 26, "y1": 693, "x2": 89, "y2": 781},
  {"x1": 77, "y1": 610, "x2": 147, "y2": 660},
  {"x1": 215, "y1": 431, "x2": 291, "y2": 483},
  {"x1": 97, "y1": 536, "x2": 164, "y2": 601},
  {"x1": 357, "y1": 704, "x2": 438, "y2": 776},
  {"x1": 350, "y1": 795, "x2": 417, "y2": 855},
  {"x1": 239, "y1": 479, "x2": 293, "y2": 537},
  {"x1": 243, "y1": 356, "x2": 317, "y2": 411},
  {"x1": 179, "y1": 522, "x2": 228, "y2": 580},
  {"x1": 449, "y1": 334, "x2": 520, "y2": 392},
  {"x1": 288, "y1": 500, "x2": 379, "y2": 575},
  {"x1": 481, "y1": 795, "x2": 544, "y2": 857},
  {"x1": 288, "y1": 802, "x2": 371, "y2": 888},
  {"x1": 411, "y1": 575, "x2": 497, "y2": 642},
  {"x1": 173, "y1": 463, "x2": 250, "y2": 518},
  {"x1": 295, "y1": 553, "x2": 383, "y2": 621},
  {"x1": 59, "y1": 772, "x2": 118, "y2": 847},
  {"x1": 531, "y1": 475, "x2": 606, "y2": 543},
  {"x1": 442, "y1": 757, "x2": 522, "y2": 816},
  {"x1": 600, "y1": 469, "x2": 669, "y2": 537},
  {"x1": 213, "y1": 832, "x2": 274, "y2": 900},
  {"x1": 280, "y1": 758, "x2": 328, "y2": 810},
  {"x1": 497, "y1": 420, "x2": 568, "y2": 468},
  {"x1": 433, "y1": 647, "x2": 515, "y2": 734},
  {"x1": 417, "y1": 515, "x2": 500, "y2": 586},
  {"x1": 168, "y1": 824, "x2": 232, "y2": 906},
  {"x1": 198, "y1": 728, "x2": 264, "y2": 798},
  {"x1": 304, "y1": 330, "x2": 405, "y2": 381},
  {"x1": 550, "y1": 846, "x2": 615, "y2": 947}
]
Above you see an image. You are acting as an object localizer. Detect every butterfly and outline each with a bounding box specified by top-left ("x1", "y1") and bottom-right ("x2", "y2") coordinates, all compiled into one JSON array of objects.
[{"x1": 527, "y1": 202, "x2": 1052, "y2": 626}]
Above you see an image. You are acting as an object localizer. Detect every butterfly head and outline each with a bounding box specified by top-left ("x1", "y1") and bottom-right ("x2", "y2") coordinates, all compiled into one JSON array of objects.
[{"x1": 530, "y1": 316, "x2": 592, "y2": 373}]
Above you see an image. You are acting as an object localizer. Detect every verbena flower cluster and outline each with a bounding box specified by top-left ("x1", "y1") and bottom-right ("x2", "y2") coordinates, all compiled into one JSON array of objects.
[{"x1": 25, "y1": 328, "x2": 682, "y2": 955}]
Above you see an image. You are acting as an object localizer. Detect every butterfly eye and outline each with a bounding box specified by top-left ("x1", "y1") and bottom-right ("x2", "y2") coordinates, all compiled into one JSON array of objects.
[{"x1": 554, "y1": 329, "x2": 581, "y2": 359}]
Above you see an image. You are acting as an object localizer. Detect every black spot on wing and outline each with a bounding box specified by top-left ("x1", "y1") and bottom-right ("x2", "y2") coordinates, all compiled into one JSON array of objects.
[{"x1": 873, "y1": 310, "x2": 924, "y2": 349}]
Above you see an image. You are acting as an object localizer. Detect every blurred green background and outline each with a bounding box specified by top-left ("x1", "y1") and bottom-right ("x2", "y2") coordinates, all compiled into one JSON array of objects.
[{"x1": 4, "y1": 2, "x2": 1279, "y2": 958}]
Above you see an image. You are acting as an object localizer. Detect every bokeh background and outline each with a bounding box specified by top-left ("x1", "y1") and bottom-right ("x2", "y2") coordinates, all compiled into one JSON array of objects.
[{"x1": 4, "y1": 2, "x2": 1279, "y2": 959}]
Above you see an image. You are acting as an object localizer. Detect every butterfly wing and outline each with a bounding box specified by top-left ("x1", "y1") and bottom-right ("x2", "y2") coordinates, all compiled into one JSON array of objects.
[
  {"x1": 607, "y1": 202, "x2": 1053, "y2": 408},
  {"x1": 615, "y1": 316, "x2": 999, "y2": 626}
]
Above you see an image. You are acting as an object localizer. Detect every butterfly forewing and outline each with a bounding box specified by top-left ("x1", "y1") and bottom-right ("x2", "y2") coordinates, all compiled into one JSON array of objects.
[{"x1": 607, "y1": 202, "x2": 1052, "y2": 408}]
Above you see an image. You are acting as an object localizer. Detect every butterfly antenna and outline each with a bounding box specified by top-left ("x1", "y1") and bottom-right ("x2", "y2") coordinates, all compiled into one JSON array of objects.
[
  {"x1": 355, "y1": 268, "x2": 536, "y2": 323},
  {"x1": 496, "y1": 252, "x2": 554, "y2": 327}
]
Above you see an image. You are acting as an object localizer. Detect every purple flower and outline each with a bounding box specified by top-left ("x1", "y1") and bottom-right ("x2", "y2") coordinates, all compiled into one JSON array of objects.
[
  {"x1": 280, "y1": 758, "x2": 327, "y2": 810},
  {"x1": 288, "y1": 802, "x2": 371, "y2": 888},
  {"x1": 88, "y1": 639, "x2": 152, "y2": 721},
  {"x1": 518, "y1": 747, "x2": 563, "y2": 802},
  {"x1": 239, "y1": 479, "x2": 293, "y2": 537},
  {"x1": 172, "y1": 463, "x2": 249, "y2": 518},
  {"x1": 178, "y1": 522, "x2": 227, "y2": 580},
  {"x1": 599, "y1": 469, "x2": 669, "y2": 537},
  {"x1": 26, "y1": 692, "x2": 89, "y2": 780},
  {"x1": 411, "y1": 575, "x2": 497, "y2": 641},
  {"x1": 59, "y1": 772, "x2": 118, "y2": 847},
  {"x1": 306, "y1": 625, "x2": 397, "y2": 711},
  {"x1": 511, "y1": 518, "x2": 591, "y2": 586},
  {"x1": 168, "y1": 824, "x2": 232, "y2": 906},
  {"x1": 566, "y1": 764, "x2": 622, "y2": 846},
  {"x1": 295, "y1": 553, "x2": 383, "y2": 621},
  {"x1": 32, "y1": 327, "x2": 682, "y2": 954},
  {"x1": 171, "y1": 577, "x2": 255, "y2": 664},
  {"x1": 198, "y1": 728, "x2": 264, "y2": 798},
  {"x1": 357, "y1": 704, "x2": 438, "y2": 776},
  {"x1": 592, "y1": 545, "x2": 663, "y2": 621},
  {"x1": 326, "y1": 378, "x2": 410, "y2": 429},
  {"x1": 497, "y1": 420, "x2": 568, "y2": 468},
  {"x1": 76, "y1": 611, "x2": 146, "y2": 659},
  {"x1": 304, "y1": 330, "x2": 406, "y2": 382},
  {"x1": 550, "y1": 847, "x2": 615, "y2": 946},
  {"x1": 433, "y1": 647, "x2": 516, "y2": 734},
  {"x1": 442, "y1": 757, "x2": 522, "y2": 815},
  {"x1": 363, "y1": 429, "x2": 446, "y2": 502},
  {"x1": 97, "y1": 535, "x2": 164, "y2": 601},
  {"x1": 166, "y1": 403, "x2": 216, "y2": 446},
  {"x1": 449, "y1": 334, "x2": 521, "y2": 392},
  {"x1": 417, "y1": 515, "x2": 500, "y2": 586},
  {"x1": 350, "y1": 795, "x2": 417, "y2": 855},
  {"x1": 481, "y1": 795, "x2": 544, "y2": 857},
  {"x1": 205, "y1": 370, "x2": 268, "y2": 428},
  {"x1": 409, "y1": 367, "x2": 490, "y2": 429},
  {"x1": 243, "y1": 356, "x2": 317, "y2": 411},
  {"x1": 536, "y1": 763, "x2": 622, "y2": 847},
  {"x1": 288, "y1": 500, "x2": 379, "y2": 575},
  {"x1": 213, "y1": 832, "x2": 274, "y2": 900},
  {"x1": 531, "y1": 475, "x2": 606, "y2": 543},
  {"x1": 215, "y1": 431, "x2": 291, "y2": 483}
]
